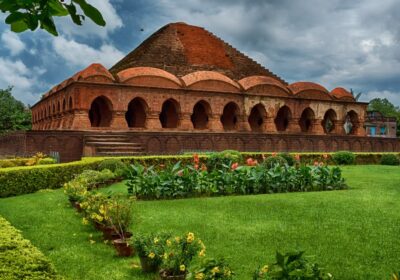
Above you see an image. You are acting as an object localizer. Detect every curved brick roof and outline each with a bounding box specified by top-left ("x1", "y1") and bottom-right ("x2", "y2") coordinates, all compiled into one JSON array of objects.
[
  {"x1": 181, "y1": 71, "x2": 240, "y2": 89},
  {"x1": 109, "y1": 22, "x2": 287, "y2": 85},
  {"x1": 238, "y1": 76, "x2": 289, "y2": 93},
  {"x1": 288, "y1": 82, "x2": 329, "y2": 95},
  {"x1": 117, "y1": 67, "x2": 182, "y2": 86},
  {"x1": 331, "y1": 87, "x2": 355, "y2": 101},
  {"x1": 73, "y1": 63, "x2": 114, "y2": 81}
]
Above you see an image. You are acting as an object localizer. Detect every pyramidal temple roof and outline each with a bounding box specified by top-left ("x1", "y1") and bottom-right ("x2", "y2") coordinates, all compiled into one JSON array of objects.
[{"x1": 109, "y1": 22, "x2": 287, "y2": 85}]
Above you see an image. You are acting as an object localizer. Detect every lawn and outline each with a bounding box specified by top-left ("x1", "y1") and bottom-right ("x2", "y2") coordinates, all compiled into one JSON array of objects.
[{"x1": 0, "y1": 165, "x2": 399, "y2": 279}]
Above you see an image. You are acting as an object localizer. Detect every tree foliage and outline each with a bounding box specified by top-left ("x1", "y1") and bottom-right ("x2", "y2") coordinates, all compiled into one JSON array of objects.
[
  {"x1": 0, "y1": 87, "x2": 31, "y2": 134},
  {"x1": 368, "y1": 98, "x2": 400, "y2": 136},
  {"x1": 0, "y1": 0, "x2": 105, "y2": 36}
]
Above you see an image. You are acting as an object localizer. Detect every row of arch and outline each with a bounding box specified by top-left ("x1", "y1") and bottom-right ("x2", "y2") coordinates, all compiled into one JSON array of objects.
[
  {"x1": 32, "y1": 96, "x2": 73, "y2": 123},
  {"x1": 87, "y1": 96, "x2": 360, "y2": 135}
]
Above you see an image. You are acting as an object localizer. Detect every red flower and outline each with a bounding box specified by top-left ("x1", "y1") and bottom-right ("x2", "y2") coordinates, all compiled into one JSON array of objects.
[
  {"x1": 231, "y1": 162, "x2": 239, "y2": 170},
  {"x1": 246, "y1": 158, "x2": 254, "y2": 166},
  {"x1": 194, "y1": 164, "x2": 199, "y2": 170},
  {"x1": 193, "y1": 153, "x2": 200, "y2": 164},
  {"x1": 294, "y1": 154, "x2": 300, "y2": 161}
]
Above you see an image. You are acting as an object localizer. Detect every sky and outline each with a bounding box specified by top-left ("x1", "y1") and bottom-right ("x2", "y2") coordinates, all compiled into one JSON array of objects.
[{"x1": 0, "y1": 0, "x2": 399, "y2": 107}]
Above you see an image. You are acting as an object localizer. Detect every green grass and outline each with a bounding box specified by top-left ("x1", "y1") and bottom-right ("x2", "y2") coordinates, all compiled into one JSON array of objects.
[{"x1": 0, "y1": 165, "x2": 399, "y2": 279}]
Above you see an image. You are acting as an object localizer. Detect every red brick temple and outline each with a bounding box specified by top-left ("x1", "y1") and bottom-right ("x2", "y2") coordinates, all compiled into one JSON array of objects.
[{"x1": 1, "y1": 22, "x2": 399, "y2": 161}]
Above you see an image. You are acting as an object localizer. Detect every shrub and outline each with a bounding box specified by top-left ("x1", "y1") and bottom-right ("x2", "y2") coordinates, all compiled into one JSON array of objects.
[
  {"x1": 189, "y1": 258, "x2": 234, "y2": 280},
  {"x1": 37, "y1": 158, "x2": 57, "y2": 165},
  {"x1": 380, "y1": 154, "x2": 400, "y2": 165},
  {"x1": 253, "y1": 251, "x2": 333, "y2": 280},
  {"x1": 0, "y1": 160, "x2": 17, "y2": 168},
  {"x1": 133, "y1": 232, "x2": 171, "y2": 269},
  {"x1": 278, "y1": 153, "x2": 295, "y2": 166},
  {"x1": 98, "y1": 158, "x2": 126, "y2": 174},
  {"x1": 0, "y1": 215, "x2": 62, "y2": 279},
  {"x1": 206, "y1": 150, "x2": 243, "y2": 171},
  {"x1": 262, "y1": 156, "x2": 287, "y2": 169},
  {"x1": 332, "y1": 151, "x2": 355, "y2": 165},
  {"x1": 0, "y1": 158, "x2": 102, "y2": 198}
]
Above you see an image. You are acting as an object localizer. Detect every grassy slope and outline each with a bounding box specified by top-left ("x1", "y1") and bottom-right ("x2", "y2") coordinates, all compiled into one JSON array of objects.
[{"x1": 0, "y1": 166, "x2": 399, "y2": 279}]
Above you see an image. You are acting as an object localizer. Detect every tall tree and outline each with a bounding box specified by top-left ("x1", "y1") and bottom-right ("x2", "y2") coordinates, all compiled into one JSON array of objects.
[
  {"x1": 368, "y1": 98, "x2": 400, "y2": 136},
  {"x1": 0, "y1": 0, "x2": 105, "y2": 36},
  {"x1": 0, "y1": 87, "x2": 31, "y2": 134}
]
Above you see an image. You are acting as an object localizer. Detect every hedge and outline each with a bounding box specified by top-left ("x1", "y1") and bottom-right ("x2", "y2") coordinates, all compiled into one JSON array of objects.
[
  {"x1": 0, "y1": 158, "x2": 102, "y2": 198},
  {"x1": 0, "y1": 215, "x2": 62, "y2": 279}
]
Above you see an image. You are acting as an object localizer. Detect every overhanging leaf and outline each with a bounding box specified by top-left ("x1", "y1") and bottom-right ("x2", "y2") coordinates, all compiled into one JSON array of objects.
[{"x1": 73, "y1": 0, "x2": 106, "y2": 26}]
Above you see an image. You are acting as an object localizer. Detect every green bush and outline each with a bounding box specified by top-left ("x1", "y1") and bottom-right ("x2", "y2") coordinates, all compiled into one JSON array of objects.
[
  {"x1": 98, "y1": 158, "x2": 126, "y2": 172},
  {"x1": 206, "y1": 150, "x2": 243, "y2": 171},
  {"x1": 253, "y1": 251, "x2": 332, "y2": 279},
  {"x1": 0, "y1": 160, "x2": 17, "y2": 168},
  {"x1": 37, "y1": 158, "x2": 57, "y2": 165},
  {"x1": 0, "y1": 159, "x2": 102, "y2": 198},
  {"x1": 380, "y1": 154, "x2": 400, "y2": 165},
  {"x1": 332, "y1": 151, "x2": 355, "y2": 165},
  {"x1": 263, "y1": 156, "x2": 288, "y2": 169},
  {"x1": 0, "y1": 215, "x2": 62, "y2": 279},
  {"x1": 278, "y1": 153, "x2": 295, "y2": 166}
]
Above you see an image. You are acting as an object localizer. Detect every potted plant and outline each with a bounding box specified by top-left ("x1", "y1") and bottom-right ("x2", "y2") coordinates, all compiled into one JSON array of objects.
[
  {"x1": 133, "y1": 233, "x2": 171, "y2": 273},
  {"x1": 106, "y1": 195, "x2": 135, "y2": 257},
  {"x1": 63, "y1": 179, "x2": 88, "y2": 209},
  {"x1": 188, "y1": 258, "x2": 234, "y2": 280},
  {"x1": 160, "y1": 232, "x2": 206, "y2": 280},
  {"x1": 79, "y1": 192, "x2": 110, "y2": 231}
]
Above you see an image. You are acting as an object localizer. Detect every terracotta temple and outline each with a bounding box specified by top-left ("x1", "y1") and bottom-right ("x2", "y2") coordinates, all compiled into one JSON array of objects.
[{"x1": 1, "y1": 22, "x2": 398, "y2": 161}]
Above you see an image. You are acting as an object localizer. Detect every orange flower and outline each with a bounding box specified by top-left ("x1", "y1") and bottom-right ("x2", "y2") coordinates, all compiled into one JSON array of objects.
[
  {"x1": 323, "y1": 154, "x2": 328, "y2": 159},
  {"x1": 313, "y1": 161, "x2": 319, "y2": 166},
  {"x1": 201, "y1": 164, "x2": 207, "y2": 171},
  {"x1": 252, "y1": 159, "x2": 258, "y2": 166},
  {"x1": 272, "y1": 152, "x2": 277, "y2": 157},
  {"x1": 193, "y1": 153, "x2": 200, "y2": 164},
  {"x1": 194, "y1": 164, "x2": 199, "y2": 170},
  {"x1": 246, "y1": 158, "x2": 254, "y2": 166},
  {"x1": 294, "y1": 154, "x2": 300, "y2": 161},
  {"x1": 231, "y1": 162, "x2": 239, "y2": 170}
]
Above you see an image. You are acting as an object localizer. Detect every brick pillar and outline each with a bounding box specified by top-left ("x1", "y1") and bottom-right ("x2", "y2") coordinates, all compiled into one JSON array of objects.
[
  {"x1": 238, "y1": 114, "x2": 251, "y2": 131},
  {"x1": 288, "y1": 118, "x2": 301, "y2": 133},
  {"x1": 355, "y1": 122, "x2": 366, "y2": 136},
  {"x1": 335, "y1": 120, "x2": 345, "y2": 135},
  {"x1": 312, "y1": 119, "x2": 325, "y2": 135},
  {"x1": 265, "y1": 117, "x2": 277, "y2": 133},
  {"x1": 209, "y1": 114, "x2": 223, "y2": 131},
  {"x1": 111, "y1": 110, "x2": 128, "y2": 129},
  {"x1": 70, "y1": 110, "x2": 91, "y2": 129},
  {"x1": 146, "y1": 111, "x2": 162, "y2": 130},
  {"x1": 179, "y1": 113, "x2": 193, "y2": 130}
]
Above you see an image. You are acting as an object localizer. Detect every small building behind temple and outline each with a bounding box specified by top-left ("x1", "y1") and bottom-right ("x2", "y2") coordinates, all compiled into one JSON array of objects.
[
  {"x1": 365, "y1": 111, "x2": 397, "y2": 138},
  {"x1": 1, "y1": 22, "x2": 398, "y2": 161}
]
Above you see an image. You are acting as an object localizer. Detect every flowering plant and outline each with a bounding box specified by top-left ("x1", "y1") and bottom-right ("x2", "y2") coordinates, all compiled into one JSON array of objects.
[
  {"x1": 160, "y1": 232, "x2": 206, "y2": 276},
  {"x1": 63, "y1": 179, "x2": 88, "y2": 202},
  {"x1": 133, "y1": 233, "x2": 171, "y2": 267},
  {"x1": 105, "y1": 195, "x2": 134, "y2": 240},
  {"x1": 80, "y1": 192, "x2": 110, "y2": 227},
  {"x1": 189, "y1": 258, "x2": 234, "y2": 280}
]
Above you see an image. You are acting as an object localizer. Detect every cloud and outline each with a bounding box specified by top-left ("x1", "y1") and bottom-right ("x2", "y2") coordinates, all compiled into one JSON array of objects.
[
  {"x1": 1, "y1": 31, "x2": 25, "y2": 56},
  {"x1": 52, "y1": 36, "x2": 124, "y2": 68},
  {"x1": 57, "y1": 0, "x2": 123, "y2": 38},
  {"x1": 0, "y1": 58, "x2": 46, "y2": 105},
  {"x1": 361, "y1": 90, "x2": 400, "y2": 108}
]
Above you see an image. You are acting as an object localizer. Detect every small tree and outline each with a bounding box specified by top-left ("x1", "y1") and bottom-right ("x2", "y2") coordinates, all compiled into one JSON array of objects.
[
  {"x1": 0, "y1": 87, "x2": 31, "y2": 134},
  {"x1": 0, "y1": 0, "x2": 105, "y2": 36}
]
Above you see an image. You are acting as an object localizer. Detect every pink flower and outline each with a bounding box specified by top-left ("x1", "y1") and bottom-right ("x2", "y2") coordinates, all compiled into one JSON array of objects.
[
  {"x1": 194, "y1": 164, "x2": 199, "y2": 170},
  {"x1": 231, "y1": 162, "x2": 239, "y2": 170},
  {"x1": 314, "y1": 161, "x2": 319, "y2": 166},
  {"x1": 246, "y1": 158, "x2": 254, "y2": 166}
]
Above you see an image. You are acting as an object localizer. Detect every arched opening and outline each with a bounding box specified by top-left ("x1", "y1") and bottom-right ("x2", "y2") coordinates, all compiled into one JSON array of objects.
[
  {"x1": 52, "y1": 104, "x2": 55, "y2": 115},
  {"x1": 125, "y1": 97, "x2": 148, "y2": 128},
  {"x1": 62, "y1": 99, "x2": 66, "y2": 111},
  {"x1": 191, "y1": 100, "x2": 211, "y2": 129},
  {"x1": 322, "y1": 109, "x2": 337, "y2": 134},
  {"x1": 69, "y1": 97, "x2": 73, "y2": 110},
  {"x1": 344, "y1": 110, "x2": 359, "y2": 135},
  {"x1": 275, "y1": 106, "x2": 292, "y2": 131},
  {"x1": 159, "y1": 99, "x2": 180, "y2": 128},
  {"x1": 221, "y1": 102, "x2": 240, "y2": 131},
  {"x1": 48, "y1": 106, "x2": 51, "y2": 117},
  {"x1": 57, "y1": 101, "x2": 61, "y2": 113},
  {"x1": 89, "y1": 96, "x2": 113, "y2": 127},
  {"x1": 299, "y1": 107, "x2": 315, "y2": 133},
  {"x1": 248, "y1": 104, "x2": 266, "y2": 131}
]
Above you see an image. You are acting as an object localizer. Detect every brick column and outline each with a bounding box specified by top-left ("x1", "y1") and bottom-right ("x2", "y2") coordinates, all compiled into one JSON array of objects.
[
  {"x1": 209, "y1": 114, "x2": 223, "y2": 131},
  {"x1": 288, "y1": 118, "x2": 301, "y2": 133},
  {"x1": 265, "y1": 117, "x2": 277, "y2": 133},
  {"x1": 111, "y1": 110, "x2": 128, "y2": 129},
  {"x1": 335, "y1": 120, "x2": 345, "y2": 135},
  {"x1": 146, "y1": 111, "x2": 162, "y2": 130},
  {"x1": 179, "y1": 113, "x2": 193, "y2": 130},
  {"x1": 70, "y1": 110, "x2": 91, "y2": 129},
  {"x1": 238, "y1": 114, "x2": 251, "y2": 131},
  {"x1": 355, "y1": 123, "x2": 366, "y2": 136},
  {"x1": 312, "y1": 119, "x2": 325, "y2": 135}
]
